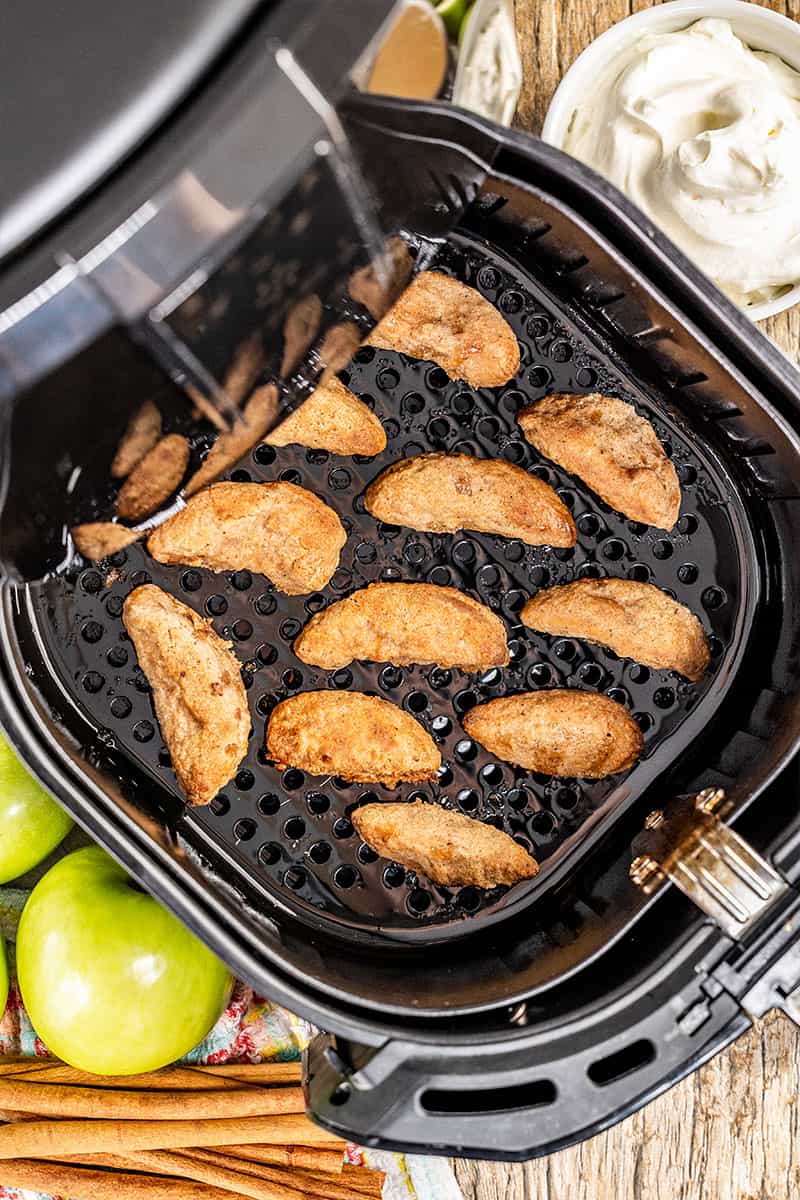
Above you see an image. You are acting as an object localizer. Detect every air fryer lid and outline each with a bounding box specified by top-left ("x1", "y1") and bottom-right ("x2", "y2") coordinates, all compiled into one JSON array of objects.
[{"x1": 0, "y1": 0, "x2": 262, "y2": 264}]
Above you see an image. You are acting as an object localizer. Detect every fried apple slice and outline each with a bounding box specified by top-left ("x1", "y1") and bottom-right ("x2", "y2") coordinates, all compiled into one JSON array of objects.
[
  {"x1": 463, "y1": 690, "x2": 643, "y2": 778},
  {"x1": 111, "y1": 400, "x2": 161, "y2": 479},
  {"x1": 518, "y1": 393, "x2": 680, "y2": 530},
  {"x1": 365, "y1": 271, "x2": 520, "y2": 387},
  {"x1": 364, "y1": 452, "x2": 576, "y2": 546},
  {"x1": 266, "y1": 692, "x2": 441, "y2": 786},
  {"x1": 352, "y1": 800, "x2": 538, "y2": 888},
  {"x1": 281, "y1": 294, "x2": 322, "y2": 378},
  {"x1": 348, "y1": 236, "x2": 414, "y2": 320},
  {"x1": 294, "y1": 582, "x2": 508, "y2": 671},
  {"x1": 123, "y1": 585, "x2": 249, "y2": 806},
  {"x1": 221, "y1": 331, "x2": 265, "y2": 406},
  {"x1": 71, "y1": 522, "x2": 143, "y2": 560},
  {"x1": 521, "y1": 578, "x2": 709, "y2": 681},
  {"x1": 184, "y1": 384, "x2": 280, "y2": 497},
  {"x1": 148, "y1": 481, "x2": 346, "y2": 594},
  {"x1": 266, "y1": 377, "x2": 386, "y2": 457},
  {"x1": 114, "y1": 434, "x2": 190, "y2": 522},
  {"x1": 317, "y1": 321, "x2": 363, "y2": 385}
]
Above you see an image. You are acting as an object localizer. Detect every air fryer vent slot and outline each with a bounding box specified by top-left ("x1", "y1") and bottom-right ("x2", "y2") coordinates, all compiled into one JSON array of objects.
[
  {"x1": 421, "y1": 1079, "x2": 557, "y2": 1114},
  {"x1": 587, "y1": 1038, "x2": 656, "y2": 1086}
]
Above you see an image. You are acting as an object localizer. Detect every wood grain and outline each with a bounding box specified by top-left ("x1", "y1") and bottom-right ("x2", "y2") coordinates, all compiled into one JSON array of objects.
[{"x1": 453, "y1": 2, "x2": 800, "y2": 1197}]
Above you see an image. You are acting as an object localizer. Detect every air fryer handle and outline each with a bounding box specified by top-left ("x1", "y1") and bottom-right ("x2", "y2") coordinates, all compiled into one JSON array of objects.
[{"x1": 303, "y1": 1002, "x2": 749, "y2": 1160}]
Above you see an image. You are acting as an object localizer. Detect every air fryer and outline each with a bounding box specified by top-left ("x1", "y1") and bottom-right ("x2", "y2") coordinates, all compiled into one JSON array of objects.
[{"x1": 3, "y1": 0, "x2": 800, "y2": 1162}]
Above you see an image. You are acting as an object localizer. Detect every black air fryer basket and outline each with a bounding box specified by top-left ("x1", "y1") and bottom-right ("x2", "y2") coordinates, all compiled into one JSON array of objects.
[{"x1": 4, "y1": 4, "x2": 800, "y2": 1160}]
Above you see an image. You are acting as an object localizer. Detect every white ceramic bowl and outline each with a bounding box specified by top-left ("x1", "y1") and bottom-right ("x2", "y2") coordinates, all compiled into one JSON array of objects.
[{"x1": 541, "y1": 0, "x2": 800, "y2": 321}]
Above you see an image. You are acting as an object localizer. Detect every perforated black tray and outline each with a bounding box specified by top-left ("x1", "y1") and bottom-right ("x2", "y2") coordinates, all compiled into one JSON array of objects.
[{"x1": 32, "y1": 230, "x2": 757, "y2": 944}]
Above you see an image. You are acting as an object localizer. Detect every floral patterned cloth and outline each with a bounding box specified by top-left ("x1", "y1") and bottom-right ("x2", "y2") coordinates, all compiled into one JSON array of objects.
[{"x1": 0, "y1": 888, "x2": 462, "y2": 1200}]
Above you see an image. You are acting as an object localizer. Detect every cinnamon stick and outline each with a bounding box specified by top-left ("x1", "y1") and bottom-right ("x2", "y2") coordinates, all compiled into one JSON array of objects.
[
  {"x1": 0, "y1": 1158, "x2": 247, "y2": 1200},
  {"x1": 188, "y1": 1063, "x2": 303, "y2": 1085},
  {"x1": 10, "y1": 1065, "x2": 252, "y2": 1091},
  {"x1": 0, "y1": 1079, "x2": 305, "y2": 1120},
  {"x1": 183, "y1": 1149, "x2": 373, "y2": 1200},
  {"x1": 0, "y1": 1113, "x2": 344, "y2": 1159},
  {"x1": 341, "y1": 1164, "x2": 387, "y2": 1197},
  {"x1": 128, "y1": 1148, "x2": 312, "y2": 1200},
  {"x1": 208, "y1": 1143, "x2": 345, "y2": 1173}
]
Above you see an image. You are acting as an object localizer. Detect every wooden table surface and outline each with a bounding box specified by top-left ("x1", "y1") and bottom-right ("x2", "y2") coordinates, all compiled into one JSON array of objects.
[{"x1": 454, "y1": 3, "x2": 800, "y2": 1198}]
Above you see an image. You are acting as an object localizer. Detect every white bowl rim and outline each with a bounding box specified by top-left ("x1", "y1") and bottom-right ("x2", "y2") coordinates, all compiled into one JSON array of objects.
[{"x1": 540, "y1": 0, "x2": 800, "y2": 321}]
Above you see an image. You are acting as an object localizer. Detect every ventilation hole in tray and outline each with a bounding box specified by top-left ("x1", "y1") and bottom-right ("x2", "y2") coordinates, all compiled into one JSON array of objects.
[
  {"x1": 527, "y1": 314, "x2": 551, "y2": 338},
  {"x1": 431, "y1": 714, "x2": 452, "y2": 736},
  {"x1": 653, "y1": 688, "x2": 676, "y2": 709},
  {"x1": 458, "y1": 788, "x2": 480, "y2": 812},
  {"x1": 635, "y1": 712, "x2": 654, "y2": 732},
  {"x1": 426, "y1": 366, "x2": 449, "y2": 390},
  {"x1": 702, "y1": 586, "x2": 727, "y2": 611},
  {"x1": 451, "y1": 391, "x2": 474, "y2": 415},
  {"x1": 455, "y1": 739, "x2": 478, "y2": 763},
  {"x1": 627, "y1": 564, "x2": 652, "y2": 583},
  {"x1": 110, "y1": 696, "x2": 132, "y2": 719},
  {"x1": 282, "y1": 769, "x2": 304, "y2": 790},
  {"x1": 253, "y1": 444, "x2": 276, "y2": 465},
  {"x1": 527, "y1": 663, "x2": 553, "y2": 686},
  {"x1": 478, "y1": 265, "x2": 501, "y2": 290},
  {"x1": 206, "y1": 594, "x2": 227, "y2": 616},
  {"x1": 678, "y1": 514, "x2": 698, "y2": 535},
  {"x1": 255, "y1": 593, "x2": 277, "y2": 616},
  {"x1": 80, "y1": 570, "x2": 102, "y2": 593},
  {"x1": 334, "y1": 864, "x2": 359, "y2": 889},
  {"x1": 499, "y1": 289, "x2": 524, "y2": 313},
  {"x1": 628, "y1": 665, "x2": 650, "y2": 685},
  {"x1": 258, "y1": 841, "x2": 281, "y2": 866},
  {"x1": 285, "y1": 866, "x2": 306, "y2": 890},
  {"x1": 577, "y1": 663, "x2": 604, "y2": 686},
  {"x1": 234, "y1": 818, "x2": 257, "y2": 842},
  {"x1": 306, "y1": 792, "x2": 330, "y2": 815},
  {"x1": 507, "y1": 787, "x2": 530, "y2": 811},
  {"x1": 531, "y1": 811, "x2": 557, "y2": 838},
  {"x1": 407, "y1": 888, "x2": 432, "y2": 914},
  {"x1": 107, "y1": 646, "x2": 128, "y2": 667},
  {"x1": 210, "y1": 794, "x2": 230, "y2": 817},
  {"x1": 380, "y1": 666, "x2": 403, "y2": 690},
  {"x1": 309, "y1": 841, "x2": 331, "y2": 864},
  {"x1": 333, "y1": 817, "x2": 354, "y2": 839},
  {"x1": 133, "y1": 720, "x2": 154, "y2": 742},
  {"x1": 258, "y1": 793, "x2": 280, "y2": 816},
  {"x1": 106, "y1": 595, "x2": 124, "y2": 617},
  {"x1": 652, "y1": 541, "x2": 673, "y2": 561},
  {"x1": 81, "y1": 620, "x2": 103, "y2": 644},
  {"x1": 284, "y1": 816, "x2": 306, "y2": 840}
]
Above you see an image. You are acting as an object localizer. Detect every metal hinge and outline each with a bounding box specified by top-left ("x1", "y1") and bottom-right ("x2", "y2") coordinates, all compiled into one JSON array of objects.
[{"x1": 629, "y1": 788, "x2": 788, "y2": 938}]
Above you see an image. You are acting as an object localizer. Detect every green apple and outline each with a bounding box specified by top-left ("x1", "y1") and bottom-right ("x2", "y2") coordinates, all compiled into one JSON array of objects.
[
  {"x1": 0, "y1": 732, "x2": 73, "y2": 883},
  {"x1": 17, "y1": 846, "x2": 233, "y2": 1074}
]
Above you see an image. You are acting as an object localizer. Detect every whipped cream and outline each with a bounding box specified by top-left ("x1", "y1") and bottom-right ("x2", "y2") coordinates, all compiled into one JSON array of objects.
[{"x1": 564, "y1": 18, "x2": 800, "y2": 307}]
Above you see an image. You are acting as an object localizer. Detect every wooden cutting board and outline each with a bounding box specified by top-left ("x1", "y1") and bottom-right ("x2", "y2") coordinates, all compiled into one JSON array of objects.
[{"x1": 453, "y1": 3, "x2": 800, "y2": 1198}]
